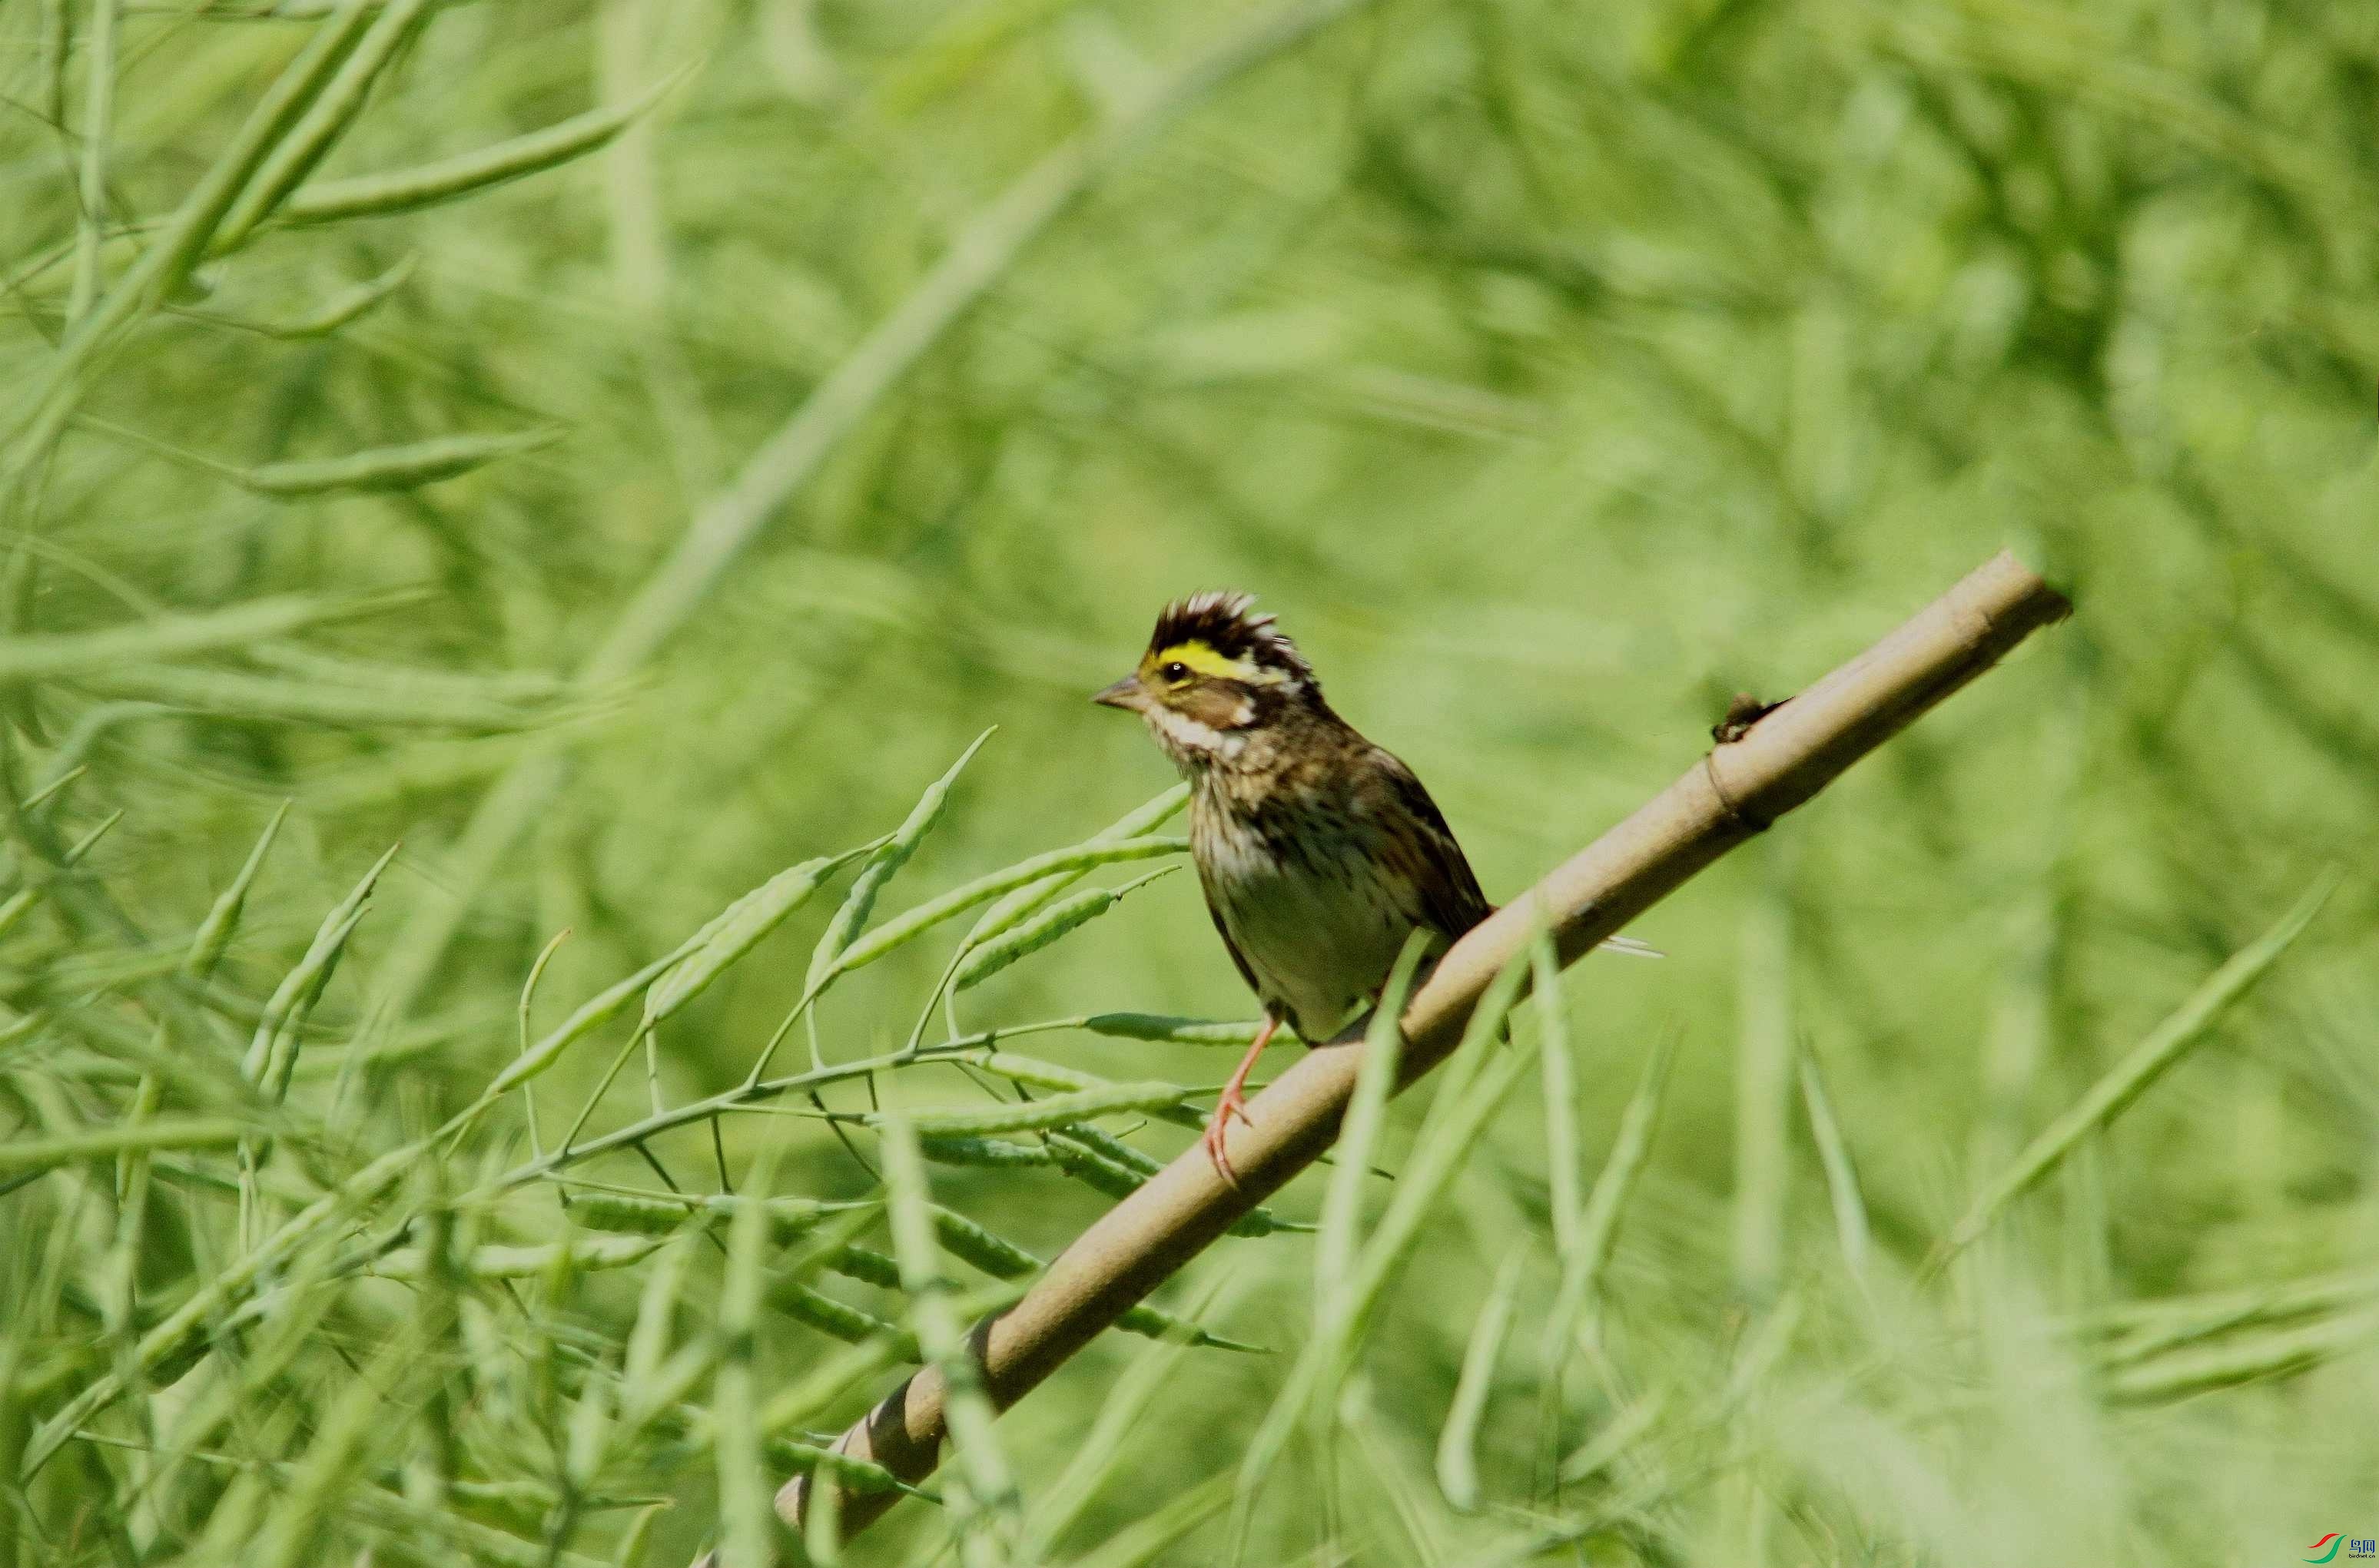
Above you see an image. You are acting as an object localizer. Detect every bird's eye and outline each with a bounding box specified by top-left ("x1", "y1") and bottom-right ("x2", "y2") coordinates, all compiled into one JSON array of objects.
[{"x1": 1160, "y1": 661, "x2": 1190, "y2": 684}]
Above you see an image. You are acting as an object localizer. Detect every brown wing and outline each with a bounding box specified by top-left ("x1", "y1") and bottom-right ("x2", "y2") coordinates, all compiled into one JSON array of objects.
[{"x1": 1371, "y1": 748, "x2": 1493, "y2": 941}]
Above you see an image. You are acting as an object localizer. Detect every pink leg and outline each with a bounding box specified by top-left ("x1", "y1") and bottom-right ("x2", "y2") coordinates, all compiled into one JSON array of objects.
[{"x1": 1203, "y1": 1015, "x2": 1279, "y2": 1187}]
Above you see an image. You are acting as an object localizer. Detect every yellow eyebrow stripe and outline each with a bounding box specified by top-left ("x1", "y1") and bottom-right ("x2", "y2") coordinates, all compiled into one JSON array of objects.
[{"x1": 1151, "y1": 640, "x2": 1263, "y2": 681}]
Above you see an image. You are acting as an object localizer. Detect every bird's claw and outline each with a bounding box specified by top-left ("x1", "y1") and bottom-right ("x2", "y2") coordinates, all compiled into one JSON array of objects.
[{"x1": 1203, "y1": 1086, "x2": 1253, "y2": 1186}]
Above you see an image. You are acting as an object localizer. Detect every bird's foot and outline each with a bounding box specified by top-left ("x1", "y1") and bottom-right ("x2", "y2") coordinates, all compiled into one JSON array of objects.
[{"x1": 1202, "y1": 1083, "x2": 1254, "y2": 1187}]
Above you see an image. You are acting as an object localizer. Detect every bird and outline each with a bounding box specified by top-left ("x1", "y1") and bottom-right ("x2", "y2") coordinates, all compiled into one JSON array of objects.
[{"x1": 1091, "y1": 590, "x2": 1499, "y2": 1185}]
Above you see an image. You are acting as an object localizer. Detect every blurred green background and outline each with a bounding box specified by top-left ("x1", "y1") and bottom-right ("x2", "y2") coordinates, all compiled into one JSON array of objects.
[{"x1": 3, "y1": 0, "x2": 2375, "y2": 1563}]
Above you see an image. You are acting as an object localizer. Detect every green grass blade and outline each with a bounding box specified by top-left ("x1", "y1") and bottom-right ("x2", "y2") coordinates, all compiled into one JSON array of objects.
[
  {"x1": 1734, "y1": 846, "x2": 1795, "y2": 1301},
  {"x1": 624, "y1": 1233, "x2": 696, "y2": 1389},
  {"x1": 2083, "y1": 1266, "x2": 2379, "y2": 1366},
  {"x1": 1574, "y1": 1036, "x2": 1676, "y2": 1297},
  {"x1": 1555, "y1": 1391, "x2": 1669, "y2": 1485},
  {"x1": 715, "y1": 1139, "x2": 784, "y2": 1568},
  {"x1": 776, "y1": 731, "x2": 994, "y2": 1076},
  {"x1": 1797, "y1": 1046, "x2": 1870, "y2": 1282},
  {"x1": 1933, "y1": 869, "x2": 2341, "y2": 1269},
  {"x1": 1060, "y1": 1473, "x2": 1234, "y2": 1568},
  {"x1": 1541, "y1": 1035, "x2": 1675, "y2": 1361},
  {"x1": 2104, "y1": 1307, "x2": 2379, "y2": 1404},
  {"x1": 879, "y1": 1113, "x2": 1024, "y2": 1568},
  {"x1": 0, "y1": 808, "x2": 121, "y2": 941},
  {"x1": 1316, "y1": 930, "x2": 1431, "y2": 1330},
  {"x1": 1239, "y1": 946, "x2": 1535, "y2": 1538},
  {"x1": 1337, "y1": 946, "x2": 1536, "y2": 1352},
  {"x1": 65, "y1": 0, "x2": 121, "y2": 327},
  {"x1": 754, "y1": 1328, "x2": 919, "y2": 1442},
  {"x1": 254, "y1": 1325, "x2": 430, "y2": 1568},
  {"x1": 0, "y1": 1116, "x2": 253, "y2": 1174},
  {"x1": 1532, "y1": 936, "x2": 1581, "y2": 1259},
  {"x1": 20, "y1": 1129, "x2": 432, "y2": 1476},
  {"x1": 513, "y1": 926, "x2": 572, "y2": 1158},
  {"x1": 0, "y1": 597, "x2": 356, "y2": 685},
  {"x1": 1435, "y1": 1251, "x2": 1522, "y2": 1513},
  {"x1": 1025, "y1": 1274, "x2": 1238, "y2": 1556}
]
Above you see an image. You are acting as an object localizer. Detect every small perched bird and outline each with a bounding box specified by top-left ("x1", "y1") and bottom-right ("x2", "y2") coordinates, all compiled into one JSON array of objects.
[{"x1": 1093, "y1": 591, "x2": 1497, "y2": 1184}]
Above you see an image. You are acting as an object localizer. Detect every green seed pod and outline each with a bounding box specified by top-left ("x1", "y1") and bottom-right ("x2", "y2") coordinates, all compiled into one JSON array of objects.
[
  {"x1": 1114, "y1": 1303, "x2": 1265, "y2": 1353},
  {"x1": 236, "y1": 429, "x2": 560, "y2": 497},
  {"x1": 184, "y1": 802, "x2": 290, "y2": 980},
  {"x1": 807, "y1": 732, "x2": 993, "y2": 994},
  {"x1": 1047, "y1": 1128, "x2": 1299, "y2": 1238},
  {"x1": 917, "y1": 1134, "x2": 1055, "y2": 1168},
  {"x1": 954, "y1": 867, "x2": 1176, "y2": 991},
  {"x1": 824, "y1": 1245, "x2": 902, "y2": 1291},
  {"x1": 764, "y1": 1437, "x2": 912, "y2": 1494},
  {"x1": 369, "y1": 1235, "x2": 662, "y2": 1279},
  {"x1": 1045, "y1": 1123, "x2": 1160, "y2": 1175},
  {"x1": 962, "y1": 784, "x2": 1186, "y2": 945},
  {"x1": 924, "y1": 1204, "x2": 1256, "y2": 1351},
  {"x1": 207, "y1": 0, "x2": 433, "y2": 254},
  {"x1": 0, "y1": 810, "x2": 121, "y2": 943},
  {"x1": 278, "y1": 68, "x2": 688, "y2": 225},
  {"x1": 642, "y1": 845, "x2": 870, "y2": 1028},
  {"x1": 878, "y1": 1082, "x2": 1188, "y2": 1136},
  {"x1": 966, "y1": 1051, "x2": 1105, "y2": 1094},
  {"x1": 569, "y1": 1190, "x2": 859, "y2": 1245},
  {"x1": 241, "y1": 842, "x2": 400, "y2": 1102},
  {"x1": 827, "y1": 834, "x2": 1187, "y2": 978},
  {"x1": 488, "y1": 936, "x2": 710, "y2": 1097},
  {"x1": 1044, "y1": 1134, "x2": 1143, "y2": 1202},
  {"x1": 255, "y1": 254, "x2": 416, "y2": 338},
  {"x1": 773, "y1": 1282, "x2": 914, "y2": 1359},
  {"x1": 926, "y1": 1207, "x2": 1038, "y2": 1279},
  {"x1": 1083, "y1": 1013, "x2": 1279, "y2": 1046}
]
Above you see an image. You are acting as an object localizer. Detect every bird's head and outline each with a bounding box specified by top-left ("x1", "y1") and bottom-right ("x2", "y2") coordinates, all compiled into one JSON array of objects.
[{"x1": 1093, "y1": 590, "x2": 1319, "y2": 766}]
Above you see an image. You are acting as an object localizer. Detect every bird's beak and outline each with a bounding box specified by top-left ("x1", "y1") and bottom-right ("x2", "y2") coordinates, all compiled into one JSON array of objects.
[{"x1": 1092, "y1": 675, "x2": 1146, "y2": 711}]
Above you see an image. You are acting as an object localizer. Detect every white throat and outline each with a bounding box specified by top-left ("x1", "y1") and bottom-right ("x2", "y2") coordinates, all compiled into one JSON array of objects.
[{"x1": 1146, "y1": 704, "x2": 1247, "y2": 765}]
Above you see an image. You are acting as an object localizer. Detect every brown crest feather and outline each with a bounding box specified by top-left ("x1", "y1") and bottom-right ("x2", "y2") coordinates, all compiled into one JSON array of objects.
[{"x1": 1146, "y1": 590, "x2": 1316, "y2": 688}]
